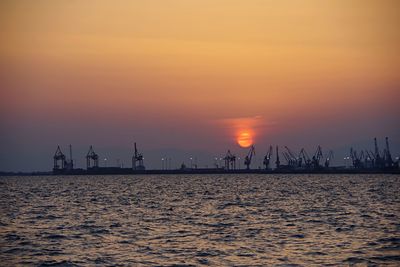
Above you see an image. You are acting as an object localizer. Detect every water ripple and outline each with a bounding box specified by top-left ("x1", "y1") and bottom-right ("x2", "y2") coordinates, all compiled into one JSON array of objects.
[{"x1": 0, "y1": 174, "x2": 399, "y2": 266}]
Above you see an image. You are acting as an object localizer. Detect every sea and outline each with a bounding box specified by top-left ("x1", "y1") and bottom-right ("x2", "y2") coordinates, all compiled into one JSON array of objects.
[{"x1": 0, "y1": 174, "x2": 399, "y2": 266}]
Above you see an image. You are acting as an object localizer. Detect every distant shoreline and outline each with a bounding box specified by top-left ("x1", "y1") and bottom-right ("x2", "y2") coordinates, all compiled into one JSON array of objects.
[{"x1": 1, "y1": 168, "x2": 399, "y2": 176}]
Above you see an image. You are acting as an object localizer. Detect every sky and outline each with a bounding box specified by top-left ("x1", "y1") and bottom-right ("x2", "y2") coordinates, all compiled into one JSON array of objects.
[{"x1": 0, "y1": 0, "x2": 399, "y2": 171}]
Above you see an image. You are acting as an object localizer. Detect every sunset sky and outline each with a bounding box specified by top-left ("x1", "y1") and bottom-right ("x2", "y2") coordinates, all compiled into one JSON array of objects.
[{"x1": 1, "y1": 0, "x2": 399, "y2": 171}]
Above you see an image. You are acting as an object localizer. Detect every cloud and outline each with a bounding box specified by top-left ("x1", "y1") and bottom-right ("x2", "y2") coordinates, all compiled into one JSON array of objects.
[{"x1": 217, "y1": 115, "x2": 273, "y2": 130}]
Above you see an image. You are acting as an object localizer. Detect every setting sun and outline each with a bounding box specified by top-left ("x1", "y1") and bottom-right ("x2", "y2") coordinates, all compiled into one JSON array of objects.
[{"x1": 237, "y1": 131, "x2": 253, "y2": 148}]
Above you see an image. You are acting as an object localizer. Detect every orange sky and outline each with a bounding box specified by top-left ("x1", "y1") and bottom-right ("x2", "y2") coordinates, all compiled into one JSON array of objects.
[{"x1": 0, "y1": 0, "x2": 399, "y2": 170}]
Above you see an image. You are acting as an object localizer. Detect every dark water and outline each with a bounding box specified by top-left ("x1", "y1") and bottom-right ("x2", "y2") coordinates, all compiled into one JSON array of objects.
[{"x1": 0, "y1": 174, "x2": 399, "y2": 266}]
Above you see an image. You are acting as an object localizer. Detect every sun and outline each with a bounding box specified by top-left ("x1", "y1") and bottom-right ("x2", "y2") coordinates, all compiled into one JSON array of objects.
[{"x1": 237, "y1": 131, "x2": 253, "y2": 148}]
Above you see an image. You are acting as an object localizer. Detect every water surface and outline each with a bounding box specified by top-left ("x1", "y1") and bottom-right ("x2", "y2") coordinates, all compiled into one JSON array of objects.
[{"x1": 0, "y1": 174, "x2": 399, "y2": 266}]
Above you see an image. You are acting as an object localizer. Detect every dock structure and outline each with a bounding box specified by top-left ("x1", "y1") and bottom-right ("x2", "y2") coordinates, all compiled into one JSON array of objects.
[{"x1": 49, "y1": 137, "x2": 399, "y2": 175}]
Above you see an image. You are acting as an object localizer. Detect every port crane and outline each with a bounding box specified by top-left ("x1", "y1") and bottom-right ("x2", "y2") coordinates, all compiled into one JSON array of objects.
[
  {"x1": 66, "y1": 145, "x2": 74, "y2": 170},
  {"x1": 53, "y1": 146, "x2": 67, "y2": 171},
  {"x1": 364, "y1": 150, "x2": 375, "y2": 168},
  {"x1": 284, "y1": 146, "x2": 298, "y2": 168},
  {"x1": 312, "y1": 145, "x2": 323, "y2": 168},
  {"x1": 282, "y1": 151, "x2": 294, "y2": 169},
  {"x1": 374, "y1": 137, "x2": 384, "y2": 168},
  {"x1": 299, "y1": 148, "x2": 312, "y2": 169},
  {"x1": 224, "y1": 150, "x2": 236, "y2": 170},
  {"x1": 282, "y1": 152, "x2": 292, "y2": 169},
  {"x1": 275, "y1": 146, "x2": 280, "y2": 169},
  {"x1": 384, "y1": 137, "x2": 399, "y2": 168},
  {"x1": 350, "y1": 148, "x2": 364, "y2": 168},
  {"x1": 132, "y1": 142, "x2": 145, "y2": 170},
  {"x1": 244, "y1": 145, "x2": 255, "y2": 170},
  {"x1": 263, "y1": 145, "x2": 273, "y2": 170},
  {"x1": 223, "y1": 151, "x2": 230, "y2": 170},
  {"x1": 86, "y1": 145, "x2": 99, "y2": 169},
  {"x1": 384, "y1": 137, "x2": 394, "y2": 168},
  {"x1": 230, "y1": 154, "x2": 236, "y2": 170},
  {"x1": 324, "y1": 150, "x2": 334, "y2": 168}
]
